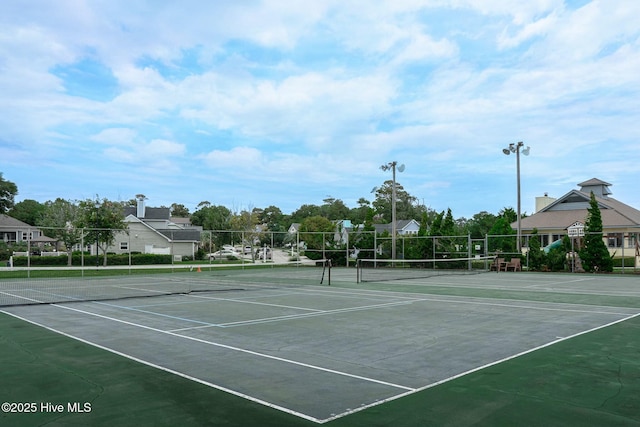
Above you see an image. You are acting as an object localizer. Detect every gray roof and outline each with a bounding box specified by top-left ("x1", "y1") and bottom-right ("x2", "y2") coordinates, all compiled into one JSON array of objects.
[
  {"x1": 578, "y1": 178, "x2": 612, "y2": 187},
  {"x1": 0, "y1": 214, "x2": 31, "y2": 228},
  {"x1": 123, "y1": 206, "x2": 170, "y2": 220},
  {"x1": 158, "y1": 229, "x2": 201, "y2": 242},
  {"x1": 517, "y1": 183, "x2": 640, "y2": 231}
]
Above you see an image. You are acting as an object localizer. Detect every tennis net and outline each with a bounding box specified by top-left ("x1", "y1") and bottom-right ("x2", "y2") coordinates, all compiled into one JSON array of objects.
[
  {"x1": 0, "y1": 261, "x2": 331, "y2": 307},
  {"x1": 356, "y1": 256, "x2": 495, "y2": 283}
]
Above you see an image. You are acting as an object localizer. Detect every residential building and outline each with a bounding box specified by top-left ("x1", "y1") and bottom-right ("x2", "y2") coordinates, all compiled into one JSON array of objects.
[
  {"x1": 0, "y1": 214, "x2": 44, "y2": 244},
  {"x1": 288, "y1": 223, "x2": 301, "y2": 234},
  {"x1": 517, "y1": 178, "x2": 640, "y2": 257},
  {"x1": 372, "y1": 219, "x2": 421, "y2": 236},
  {"x1": 107, "y1": 196, "x2": 201, "y2": 259}
]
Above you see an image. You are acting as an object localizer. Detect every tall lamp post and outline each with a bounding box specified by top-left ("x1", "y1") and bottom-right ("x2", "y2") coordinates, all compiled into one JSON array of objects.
[
  {"x1": 502, "y1": 142, "x2": 530, "y2": 253},
  {"x1": 94, "y1": 201, "x2": 100, "y2": 268},
  {"x1": 380, "y1": 161, "x2": 405, "y2": 259}
]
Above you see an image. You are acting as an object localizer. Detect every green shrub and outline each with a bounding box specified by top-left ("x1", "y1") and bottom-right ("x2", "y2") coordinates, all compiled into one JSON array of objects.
[
  {"x1": 11, "y1": 253, "x2": 173, "y2": 267},
  {"x1": 612, "y1": 257, "x2": 636, "y2": 268}
]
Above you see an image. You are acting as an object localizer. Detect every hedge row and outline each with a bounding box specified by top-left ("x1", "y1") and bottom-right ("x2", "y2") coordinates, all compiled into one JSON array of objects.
[
  {"x1": 612, "y1": 257, "x2": 636, "y2": 268},
  {"x1": 11, "y1": 253, "x2": 175, "y2": 267}
]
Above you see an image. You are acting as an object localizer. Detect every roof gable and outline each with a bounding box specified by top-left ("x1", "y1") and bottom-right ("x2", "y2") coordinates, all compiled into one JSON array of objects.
[
  {"x1": 0, "y1": 214, "x2": 31, "y2": 228},
  {"x1": 539, "y1": 190, "x2": 610, "y2": 213},
  {"x1": 519, "y1": 185, "x2": 640, "y2": 231}
]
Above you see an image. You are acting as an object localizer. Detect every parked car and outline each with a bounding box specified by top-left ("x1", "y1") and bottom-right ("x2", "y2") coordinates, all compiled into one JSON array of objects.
[
  {"x1": 207, "y1": 249, "x2": 241, "y2": 260},
  {"x1": 257, "y1": 247, "x2": 272, "y2": 260}
]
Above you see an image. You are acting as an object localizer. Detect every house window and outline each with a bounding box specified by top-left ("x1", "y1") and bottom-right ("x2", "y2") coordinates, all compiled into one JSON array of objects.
[
  {"x1": 629, "y1": 233, "x2": 638, "y2": 249},
  {"x1": 552, "y1": 234, "x2": 564, "y2": 243},
  {"x1": 541, "y1": 235, "x2": 550, "y2": 247},
  {"x1": 607, "y1": 233, "x2": 623, "y2": 248},
  {"x1": 120, "y1": 241, "x2": 129, "y2": 250}
]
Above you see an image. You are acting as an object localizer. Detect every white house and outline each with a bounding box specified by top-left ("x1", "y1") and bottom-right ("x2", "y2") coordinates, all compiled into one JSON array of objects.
[
  {"x1": 0, "y1": 214, "x2": 45, "y2": 244},
  {"x1": 108, "y1": 196, "x2": 201, "y2": 259},
  {"x1": 373, "y1": 219, "x2": 421, "y2": 236}
]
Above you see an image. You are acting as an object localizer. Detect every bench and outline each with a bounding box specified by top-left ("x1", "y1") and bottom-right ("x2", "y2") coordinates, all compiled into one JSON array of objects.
[
  {"x1": 504, "y1": 258, "x2": 521, "y2": 272},
  {"x1": 490, "y1": 258, "x2": 505, "y2": 271}
]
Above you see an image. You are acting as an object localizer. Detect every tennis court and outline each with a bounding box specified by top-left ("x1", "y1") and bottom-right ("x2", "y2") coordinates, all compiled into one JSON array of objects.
[{"x1": 2, "y1": 266, "x2": 640, "y2": 424}]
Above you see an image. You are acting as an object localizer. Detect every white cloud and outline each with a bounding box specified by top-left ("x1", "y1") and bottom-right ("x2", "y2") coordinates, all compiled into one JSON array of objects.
[
  {"x1": 201, "y1": 147, "x2": 264, "y2": 170},
  {"x1": 2, "y1": 1, "x2": 639, "y2": 217},
  {"x1": 91, "y1": 128, "x2": 137, "y2": 145}
]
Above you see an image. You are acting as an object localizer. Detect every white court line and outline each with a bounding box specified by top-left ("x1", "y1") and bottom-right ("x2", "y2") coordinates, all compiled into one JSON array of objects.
[
  {"x1": 0, "y1": 290, "x2": 47, "y2": 304},
  {"x1": 286, "y1": 285, "x2": 638, "y2": 316},
  {"x1": 128, "y1": 293, "x2": 324, "y2": 313},
  {"x1": 409, "y1": 296, "x2": 636, "y2": 316},
  {"x1": 329, "y1": 278, "x2": 640, "y2": 303},
  {"x1": 93, "y1": 300, "x2": 216, "y2": 326},
  {"x1": 320, "y1": 310, "x2": 640, "y2": 423},
  {"x1": 181, "y1": 294, "x2": 325, "y2": 312},
  {"x1": 0, "y1": 309, "x2": 321, "y2": 424},
  {"x1": 521, "y1": 277, "x2": 596, "y2": 289},
  {"x1": 170, "y1": 300, "x2": 414, "y2": 331},
  {"x1": 51, "y1": 303, "x2": 415, "y2": 394},
  {"x1": 4, "y1": 297, "x2": 639, "y2": 424}
]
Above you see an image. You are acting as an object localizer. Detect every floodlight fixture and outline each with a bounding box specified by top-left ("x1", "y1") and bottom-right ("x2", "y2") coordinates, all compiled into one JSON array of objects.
[{"x1": 502, "y1": 148, "x2": 511, "y2": 155}]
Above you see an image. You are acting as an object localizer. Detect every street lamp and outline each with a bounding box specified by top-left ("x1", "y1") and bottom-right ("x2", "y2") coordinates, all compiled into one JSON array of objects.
[
  {"x1": 94, "y1": 201, "x2": 100, "y2": 268},
  {"x1": 502, "y1": 142, "x2": 530, "y2": 253},
  {"x1": 380, "y1": 161, "x2": 405, "y2": 259}
]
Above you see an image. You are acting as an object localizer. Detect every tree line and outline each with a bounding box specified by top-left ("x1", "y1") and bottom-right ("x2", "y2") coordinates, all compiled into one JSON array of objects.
[
  {"x1": 2, "y1": 172, "x2": 517, "y2": 240},
  {"x1": 1, "y1": 172, "x2": 612, "y2": 271}
]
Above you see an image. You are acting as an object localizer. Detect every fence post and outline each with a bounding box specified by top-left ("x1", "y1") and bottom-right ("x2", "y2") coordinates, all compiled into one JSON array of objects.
[
  {"x1": 27, "y1": 227, "x2": 31, "y2": 277},
  {"x1": 467, "y1": 233, "x2": 472, "y2": 270}
]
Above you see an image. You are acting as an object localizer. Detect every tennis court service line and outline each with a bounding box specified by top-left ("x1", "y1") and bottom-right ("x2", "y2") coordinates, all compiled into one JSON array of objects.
[
  {"x1": 182, "y1": 293, "x2": 326, "y2": 312},
  {"x1": 52, "y1": 303, "x2": 416, "y2": 393},
  {"x1": 92, "y1": 300, "x2": 218, "y2": 327},
  {"x1": 358, "y1": 276, "x2": 640, "y2": 299},
  {"x1": 170, "y1": 299, "x2": 414, "y2": 331},
  {"x1": 409, "y1": 295, "x2": 637, "y2": 316},
  {"x1": 521, "y1": 277, "x2": 595, "y2": 289}
]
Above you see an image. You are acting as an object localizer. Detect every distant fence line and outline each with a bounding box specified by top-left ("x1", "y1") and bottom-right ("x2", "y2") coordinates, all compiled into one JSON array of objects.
[{"x1": 3, "y1": 226, "x2": 639, "y2": 274}]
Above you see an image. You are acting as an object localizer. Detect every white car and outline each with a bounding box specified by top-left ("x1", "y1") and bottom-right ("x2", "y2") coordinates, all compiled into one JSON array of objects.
[{"x1": 207, "y1": 249, "x2": 241, "y2": 260}]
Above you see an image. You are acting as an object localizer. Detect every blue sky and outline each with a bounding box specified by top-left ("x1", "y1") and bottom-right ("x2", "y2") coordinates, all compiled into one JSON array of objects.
[{"x1": 1, "y1": 1, "x2": 639, "y2": 218}]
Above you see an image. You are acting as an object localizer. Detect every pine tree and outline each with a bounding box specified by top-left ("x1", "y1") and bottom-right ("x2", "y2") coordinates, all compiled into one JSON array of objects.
[{"x1": 579, "y1": 192, "x2": 613, "y2": 272}]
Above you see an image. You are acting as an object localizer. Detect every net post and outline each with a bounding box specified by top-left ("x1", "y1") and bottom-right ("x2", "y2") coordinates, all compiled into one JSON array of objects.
[{"x1": 467, "y1": 233, "x2": 472, "y2": 271}]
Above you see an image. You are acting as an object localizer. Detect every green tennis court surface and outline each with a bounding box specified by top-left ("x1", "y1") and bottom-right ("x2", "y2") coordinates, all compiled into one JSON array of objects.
[{"x1": 2, "y1": 269, "x2": 640, "y2": 426}]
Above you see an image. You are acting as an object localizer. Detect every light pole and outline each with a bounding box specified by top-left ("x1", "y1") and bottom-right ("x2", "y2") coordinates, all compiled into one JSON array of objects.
[
  {"x1": 380, "y1": 161, "x2": 405, "y2": 259},
  {"x1": 502, "y1": 142, "x2": 530, "y2": 254},
  {"x1": 94, "y1": 201, "x2": 100, "y2": 268}
]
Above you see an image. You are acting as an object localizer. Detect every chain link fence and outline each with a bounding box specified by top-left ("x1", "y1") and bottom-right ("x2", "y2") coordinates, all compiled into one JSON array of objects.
[{"x1": 2, "y1": 226, "x2": 638, "y2": 273}]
